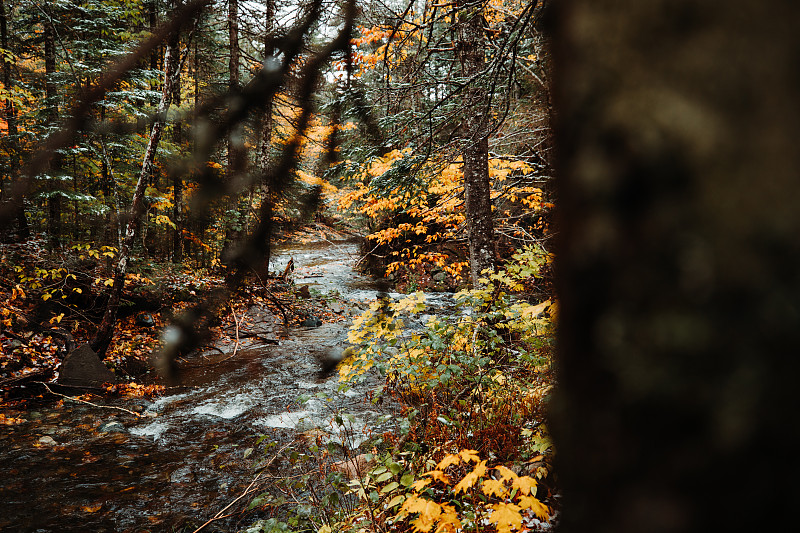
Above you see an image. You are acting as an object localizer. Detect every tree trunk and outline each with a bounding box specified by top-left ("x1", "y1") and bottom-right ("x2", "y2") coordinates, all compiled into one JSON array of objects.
[
  {"x1": 44, "y1": 18, "x2": 61, "y2": 248},
  {"x1": 551, "y1": 1, "x2": 800, "y2": 531},
  {"x1": 1, "y1": 0, "x2": 18, "y2": 185},
  {"x1": 0, "y1": 0, "x2": 27, "y2": 240},
  {"x1": 257, "y1": 0, "x2": 276, "y2": 272},
  {"x1": 227, "y1": 0, "x2": 244, "y2": 176},
  {"x1": 172, "y1": 32, "x2": 183, "y2": 263},
  {"x1": 456, "y1": 0, "x2": 495, "y2": 284},
  {"x1": 221, "y1": 0, "x2": 244, "y2": 265},
  {"x1": 91, "y1": 19, "x2": 182, "y2": 357}
]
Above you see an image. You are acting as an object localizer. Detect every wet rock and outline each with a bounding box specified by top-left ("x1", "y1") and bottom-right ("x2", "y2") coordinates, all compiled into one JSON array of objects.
[
  {"x1": 130, "y1": 401, "x2": 152, "y2": 413},
  {"x1": 135, "y1": 312, "x2": 156, "y2": 327},
  {"x1": 169, "y1": 465, "x2": 195, "y2": 483},
  {"x1": 329, "y1": 302, "x2": 346, "y2": 314},
  {"x1": 38, "y1": 435, "x2": 57, "y2": 446},
  {"x1": 57, "y1": 344, "x2": 116, "y2": 388},
  {"x1": 302, "y1": 316, "x2": 322, "y2": 327},
  {"x1": 225, "y1": 306, "x2": 279, "y2": 344},
  {"x1": 98, "y1": 420, "x2": 126, "y2": 433},
  {"x1": 297, "y1": 285, "x2": 311, "y2": 299}
]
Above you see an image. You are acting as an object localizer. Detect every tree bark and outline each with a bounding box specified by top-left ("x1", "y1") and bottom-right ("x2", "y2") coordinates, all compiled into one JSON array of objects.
[
  {"x1": 227, "y1": 0, "x2": 245, "y2": 176},
  {"x1": 221, "y1": 0, "x2": 244, "y2": 265},
  {"x1": 455, "y1": 0, "x2": 495, "y2": 284},
  {"x1": 0, "y1": 0, "x2": 27, "y2": 240},
  {"x1": 1, "y1": 0, "x2": 18, "y2": 184},
  {"x1": 171, "y1": 26, "x2": 183, "y2": 263},
  {"x1": 552, "y1": 1, "x2": 800, "y2": 531},
  {"x1": 91, "y1": 17, "x2": 182, "y2": 357},
  {"x1": 44, "y1": 18, "x2": 61, "y2": 248},
  {"x1": 257, "y1": 0, "x2": 276, "y2": 272}
]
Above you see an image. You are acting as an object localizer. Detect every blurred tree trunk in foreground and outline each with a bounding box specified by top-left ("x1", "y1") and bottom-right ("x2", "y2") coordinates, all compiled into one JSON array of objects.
[{"x1": 551, "y1": 1, "x2": 800, "y2": 531}]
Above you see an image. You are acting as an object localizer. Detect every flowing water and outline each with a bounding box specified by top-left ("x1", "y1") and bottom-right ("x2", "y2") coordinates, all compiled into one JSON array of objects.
[{"x1": 0, "y1": 240, "x2": 410, "y2": 533}]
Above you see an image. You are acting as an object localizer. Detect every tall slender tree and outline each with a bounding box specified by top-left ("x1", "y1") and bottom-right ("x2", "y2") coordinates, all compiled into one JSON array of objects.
[
  {"x1": 1, "y1": 0, "x2": 18, "y2": 187},
  {"x1": 0, "y1": 0, "x2": 28, "y2": 240},
  {"x1": 172, "y1": 23, "x2": 184, "y2": 263},
  {"x1": 258, "y1": 0, "x2": 276, "y2": 270},
  {"x1": 92, "y1": 1, "x2": 186, "y2": 356},
  {"x1": 227, "y1": 0, "x2": 244, "y2": 175},
  {"x1": 43, "y1": 12, "x2": 62, "y2": 247},
  {"x1": 455, "y1": 0, "x2": 495, "y2": 283}
]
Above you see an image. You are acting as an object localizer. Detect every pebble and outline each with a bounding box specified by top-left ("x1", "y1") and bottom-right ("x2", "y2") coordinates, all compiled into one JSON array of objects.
[{"x1": 38, "y1": 436, "x2": 57, "y2": 446}]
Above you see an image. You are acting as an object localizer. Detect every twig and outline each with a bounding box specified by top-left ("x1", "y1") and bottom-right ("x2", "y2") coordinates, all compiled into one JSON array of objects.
[
  {"x1": 192, "y1": 441, "x2": 293, "y2": 533},
  {"x1": 34, "y1": 381, "x2": 144, "y2": 418},
  {"x1": 215, "y1": 305, "x2": 243, "y2": 364}
]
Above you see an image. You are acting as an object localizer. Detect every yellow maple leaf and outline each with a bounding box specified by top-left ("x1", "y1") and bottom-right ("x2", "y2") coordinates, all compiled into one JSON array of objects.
[
  {"x1": 411, "y1": 478, "x2": 432, "y2": 492},
  {"x1": 517, "y1": 495, "x2": 550, "y2": 520},
  {"x1": 459, "y1": 449, "x2": 481, "y2": 464},
  {"x1": 482, "y1": 478, "x2": 509, "y2": 498},
  {"x1": 454, "y1": 459, "x2": 487, "y2": 494},
  {"x1": 512, "y1": 475, "x2": 538, "y2": 496},
  {"x1": 402, "y1": 495, "x2": 442, "y2": 533},
  {"x1": 436, "y1": 453, "x2": 462, "y2": 470},
  {"x1": 494, "y1": 465, "x2": 518, "y2": 483},
  {"x1": 435, "y1": 504, "x2": 462, "y2": 533},
  {"x1": 488, "y1": 502, "x2": 522, "y2": 533},
  {"x1": 423, "y1": 469, "x2": 451, "y2": 484}
]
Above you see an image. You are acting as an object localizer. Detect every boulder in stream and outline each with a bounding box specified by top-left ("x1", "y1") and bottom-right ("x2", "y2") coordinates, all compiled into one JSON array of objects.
[{"x1": 57, "y1": 344, "x2": 116, "y2": 388}]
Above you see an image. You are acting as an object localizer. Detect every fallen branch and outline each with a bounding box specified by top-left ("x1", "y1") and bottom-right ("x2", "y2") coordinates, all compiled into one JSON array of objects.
[
  {"x1": 192, "y1": 441, "x2": 293, "y2": 533},
  {"x1": 235, "y1": 331, "x2": 279, "y2": 344},
  {"x1": 34, "y1": 381, "x2": 144, "y2": 418},
  {"x1": 254, "y1": 273, "x2": 293, "y2": 327}
]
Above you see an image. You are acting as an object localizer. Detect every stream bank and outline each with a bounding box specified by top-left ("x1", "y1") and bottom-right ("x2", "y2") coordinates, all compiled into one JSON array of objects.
[{"x1": 0, "y1": 239, "x2": 404, "y2": 532}]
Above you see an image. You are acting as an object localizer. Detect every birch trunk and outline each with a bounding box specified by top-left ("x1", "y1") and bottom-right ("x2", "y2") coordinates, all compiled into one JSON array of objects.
[{"x1": 91, "y1": 25, "x2": 181, "y2": 357}]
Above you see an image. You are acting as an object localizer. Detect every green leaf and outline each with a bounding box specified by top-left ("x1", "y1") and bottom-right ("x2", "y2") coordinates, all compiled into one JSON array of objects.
[
  {"x1": 375, "y1": 471, "x2": 393, "y2": 482},
  {"x1": 381, "y1": 481, "x2": 400, "y2": 493},
  {"x1": 385, "y1": 494, "x2": 405, "y2": 508}
]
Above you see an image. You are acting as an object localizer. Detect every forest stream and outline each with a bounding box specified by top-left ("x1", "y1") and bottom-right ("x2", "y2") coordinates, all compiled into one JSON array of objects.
[{"x1": 0, "y1": 240, "x2": 428, "y2": 533}]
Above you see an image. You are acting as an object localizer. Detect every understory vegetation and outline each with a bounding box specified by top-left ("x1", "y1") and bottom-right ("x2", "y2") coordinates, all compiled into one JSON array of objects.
[{"x1": 240, "y1": 247, "x2": 556, "y2": 533}]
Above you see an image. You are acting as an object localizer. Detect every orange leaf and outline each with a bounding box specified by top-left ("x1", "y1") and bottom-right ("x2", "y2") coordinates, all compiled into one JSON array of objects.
[{"x1": 482, "y1": 478, "x2": 509, "y2": 498}]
